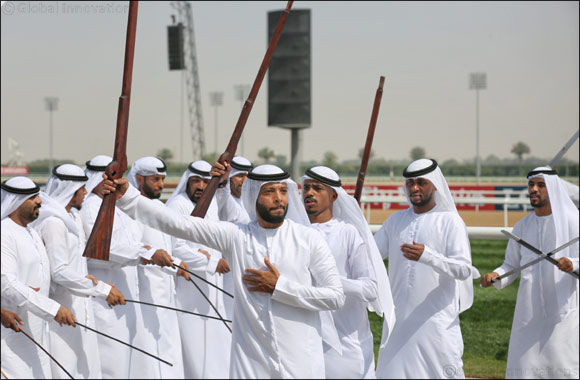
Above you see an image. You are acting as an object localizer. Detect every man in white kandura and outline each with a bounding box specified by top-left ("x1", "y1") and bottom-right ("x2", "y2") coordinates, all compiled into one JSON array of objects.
[
  {"x1": 105, "y1": 164, "x2": 345, "y2": 378},
  {"x1": 167, "y1": 160, "x2": 232, "y2": 379},
  {"x1": 80, "y1": 155, "x2": 173, "y2": 379},
  {"x1": 374, "y1": 158, "x2": 477, "y2": 379},
  {"x1": 481, "y1": 167, "x2": 579, "y2": 379},
  {"x1": 215, "y1": 155, "x2": 253, "y2": 224},
  {"x1": 32, "y1": 164, "x2": 125, "y2": 379},
  {"x1": 301, "y1": 166, "x2": 395, "y2": 379},
  {"x1": 1, "y1": 177, "x2": 76, "y2": 379},
  {"x1": 126, "y1": 156, "x2": 186, "y2": 378}
]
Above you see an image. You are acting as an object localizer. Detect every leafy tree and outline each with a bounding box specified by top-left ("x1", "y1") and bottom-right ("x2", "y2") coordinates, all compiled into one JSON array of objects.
[
  {"x1": 157, "y1": 148, "x2": 174, "y2": 162},
  {"x1": 511, "y1": 141, "x2": 531, "y2": 175},
  {"x1": 257, "y1": 147, "x2": 276, "y2": 163},
  {"x1": 410, "y1": 146, "x2": 426, "y2": 161},
  {"x1": 357, "y1": 148, "x2": 375, "y2": 161},
  {"x1": 322, "y1": 151, "x2": 338, "y2": 169}
]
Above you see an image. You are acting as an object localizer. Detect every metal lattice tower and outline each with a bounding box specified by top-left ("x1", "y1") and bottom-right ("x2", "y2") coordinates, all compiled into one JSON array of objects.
[{"x1": 171, "y1": 1, "x2": 205, "y2": 160}]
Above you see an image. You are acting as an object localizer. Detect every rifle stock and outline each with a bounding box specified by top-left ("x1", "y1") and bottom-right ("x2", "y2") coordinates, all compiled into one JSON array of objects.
[
  {"x1": 83, "y1": 1, "x2": 138, "y2": 261},
  {"x1": 354, "y1": 76, "x2": 385, "y2": 204},
  {"x1": 192, "y1": 1, "x2": 294, "y2": 218}
]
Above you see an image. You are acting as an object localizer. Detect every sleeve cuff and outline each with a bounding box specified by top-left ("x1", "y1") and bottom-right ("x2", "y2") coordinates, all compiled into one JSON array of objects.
[
  {"x1": 341, "y1": 278, "x2": 363, "y2": 298},
  {"x1": 271, "y1": 274, "x2": 289, "y2": 302},
  {"x1": 140, "y1": 247, "x2": 156, "y2": 261},
  {"x1": 95, "y1": 281, "x2": 113, "y2": 299},
  {"x1": 418, "y1": 245, "x2": 435, "y2": 265},
  {"x1": 206, "y1": 255, "x2": 219, "y2": 274}
]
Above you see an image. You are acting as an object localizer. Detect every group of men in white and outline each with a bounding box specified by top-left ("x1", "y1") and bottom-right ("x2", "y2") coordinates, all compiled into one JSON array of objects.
[{"x1": 1, "y1": 153, "x2": 578, "y2": 379}]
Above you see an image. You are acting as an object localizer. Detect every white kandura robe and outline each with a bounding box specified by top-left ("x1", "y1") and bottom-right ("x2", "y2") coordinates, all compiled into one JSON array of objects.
[
  {"x1": 80, "y1": 193, "x2": 151, "y2": 379},
  {"x1": 374, "y1": 207, "x2": 473, "y2": 379},
  {"x1": 493, "y1": 213, "x2": 579, "y2": 379},
  {"x1": 132, "y1": 198, "x2": 185, "y2": 379},
  {"x1": 168, "y1": 193, "x2": 232, "y2": 379},
  {"x1": 118, "y1": 186, "x2": 345, "y2": 379},
  {"x1": 311, "y1": 219, "x2": 378, "y2": 379},
  {"x1": 36, "y1": 212, "x2": 111, "y2": 379},
  {"x1": 1, "y1": 218, "x2": 60, "y2": 379}
]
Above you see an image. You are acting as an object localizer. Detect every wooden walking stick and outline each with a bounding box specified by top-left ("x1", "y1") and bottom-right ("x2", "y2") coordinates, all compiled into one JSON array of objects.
[
  {"x1": 83, "y1": 0, "x2": 138, "y2": 261},
  {"x1": 192, "y1": 0, "x2": 294, "y2": 218},
  {"x1": 353, "y1": 76, "x2": 385, "y2": 204}
]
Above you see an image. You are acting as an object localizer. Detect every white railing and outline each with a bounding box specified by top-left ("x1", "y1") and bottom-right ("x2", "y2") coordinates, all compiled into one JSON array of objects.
[{"x1": 358, "y1": 194, "x2": 530, "y2": 228}]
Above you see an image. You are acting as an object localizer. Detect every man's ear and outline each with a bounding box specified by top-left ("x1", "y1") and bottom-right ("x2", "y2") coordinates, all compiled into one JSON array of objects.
[
  {"x1": 331, "y1": 188, "x2": 338, "y2": 201},
  {"x1": 136, "y1": 174, "x2": 144, "y2": 187}
]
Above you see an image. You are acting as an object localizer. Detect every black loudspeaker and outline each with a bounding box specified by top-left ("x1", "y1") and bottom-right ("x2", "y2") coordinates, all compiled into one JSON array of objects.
[
  {"x1": 167, "y1": 23, "x2": 185, "y2": 71},
  {"x1": 268, "y1": 9, "x2": 311, "y2": 129}
]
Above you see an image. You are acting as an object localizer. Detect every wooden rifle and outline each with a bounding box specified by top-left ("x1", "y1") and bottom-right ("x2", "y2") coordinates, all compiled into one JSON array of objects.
[
  {"x1": 354, "y1": 76, "x2": 385, "y2": 204},
  {"x1": 191, "y1": 1, "x2": 294, "y2": 217},
  {"x1": 83, "y1": 1, "x2": 138, "y2": 261}
]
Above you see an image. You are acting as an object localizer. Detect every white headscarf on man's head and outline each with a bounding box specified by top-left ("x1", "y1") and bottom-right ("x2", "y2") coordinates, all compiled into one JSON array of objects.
[
  {"x1": 241, "y1": 164, "x2": 309, "y2": 226},
  {"x1": 302, "y1": 166, "x2": 395, "y2": 325},
  {"x1": 84, "y1": 155, "x2": 113, "y2": 195},
  {"x1": 33, "y1": 164, "x2": 88, "y2": 236},
  {"x1": 44, "y1": 164, "x2": 88, "y2": 208},
  {"x1": 1, "y1": 177, "x2": 40, "y2": 220},
  {"x1": 403, "y1": 158, "x2": 456, "y2": 213},
  {"x1": 127, "y1": 156, "x2": 167, "y2": 190},
  {"x1": 229, "y1": 156, "x2": 253, "y2": 178},
  {"x1": 167, "y1": 160, "x2": 212, "y2": 205}
]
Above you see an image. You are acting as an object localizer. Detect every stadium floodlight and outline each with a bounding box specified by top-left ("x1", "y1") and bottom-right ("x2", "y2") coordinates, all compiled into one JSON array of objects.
[{"x1": 469, "y1": 72, "x2": 486, "y2": 185}]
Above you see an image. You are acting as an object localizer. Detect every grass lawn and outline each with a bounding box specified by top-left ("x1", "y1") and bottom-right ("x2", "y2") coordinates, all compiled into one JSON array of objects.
[{"x1": 369, "y1": 239, "x2": 518, "y2": 379}]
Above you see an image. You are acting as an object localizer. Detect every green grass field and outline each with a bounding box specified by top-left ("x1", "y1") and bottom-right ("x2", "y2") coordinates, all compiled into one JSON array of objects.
[{"x1": 369, "y1": 239, "x2": 518, "y2": 379}]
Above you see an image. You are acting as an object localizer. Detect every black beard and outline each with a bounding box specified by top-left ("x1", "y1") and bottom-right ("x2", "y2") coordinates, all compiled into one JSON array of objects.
[
  {"x1": 530, "y1": 198, "x2": 548, "y2": 208},
  {"x1": 143, "y1": 183, "x2": 161, "y2": 200},
  {"x1": 409, "y1": 191, "x2": 434, "y2": 207},
  {"x1": 256, "y1": 200, "x2": 288, "y2": 224}
]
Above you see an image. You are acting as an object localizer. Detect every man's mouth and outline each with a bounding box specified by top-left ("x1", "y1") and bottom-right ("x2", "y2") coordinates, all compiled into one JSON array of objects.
[{"x1": 304, "y1": 197, "x2": 316, "y2": 205}]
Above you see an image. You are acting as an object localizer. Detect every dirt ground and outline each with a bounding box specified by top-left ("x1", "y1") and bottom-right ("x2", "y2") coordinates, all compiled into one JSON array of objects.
[{"x1": 368, "y1": 209, "x2": 529, "y2": 227}]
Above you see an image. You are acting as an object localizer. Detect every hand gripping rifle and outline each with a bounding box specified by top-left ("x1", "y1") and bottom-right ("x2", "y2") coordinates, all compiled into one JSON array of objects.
[
  {"x1": 353, "y1": 76, "x2": 385, "y2": 204},
  {"x1": 191, "y1": 1, "x2": 294, "y2": 218},
  {"x1": 83, "y1": 1, "x2": 138, "y2": 261}
]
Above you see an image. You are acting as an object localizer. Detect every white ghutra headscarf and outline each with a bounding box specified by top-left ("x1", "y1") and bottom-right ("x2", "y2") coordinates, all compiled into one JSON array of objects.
[
  {"x1": 84, "y1": 155, "x2": 113, "y2": 195},
  {"x1": 229, "y1": 156, "x2": 253, "y2": 178},
  {"x1": 403, "y1": 158, "x2": 456, "y2": 213},
  {"x1": 1, "y1": 177, "x2": 40, "y2": 220},
  {"x1": 241, "y1": 164, "x2": 309, "y2": 226},
  {"x1": 33, "y1": 164, "x2": 88, "y2": 236},
  {"x1": 127, "y1": 156, "x2": 167, "y2": 190},
  {"x1": 167, "y1": 160, "x2": 212, "y2": 205}
]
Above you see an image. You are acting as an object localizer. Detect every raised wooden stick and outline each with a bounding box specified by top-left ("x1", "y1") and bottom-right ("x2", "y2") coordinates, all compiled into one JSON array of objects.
[
  {"x1": 83, "y1": 1, "x2": 138, "y2": 261},
  {"x1": 354, "y1": 76, "x2": 385, "y2": 204},
  {"x1": 191, "y1": 1, "x2": 294, "y2": 218}
]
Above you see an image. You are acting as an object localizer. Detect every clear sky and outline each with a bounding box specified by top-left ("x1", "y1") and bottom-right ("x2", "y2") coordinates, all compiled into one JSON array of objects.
[{"x1": 1, "y1": 1, "x2": 578, "y2": 166}]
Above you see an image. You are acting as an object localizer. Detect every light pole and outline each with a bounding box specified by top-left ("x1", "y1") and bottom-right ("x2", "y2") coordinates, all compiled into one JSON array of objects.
[
  {"x1": 234, "y1": 84, "x2": 251, "y2": 156},
  {"x1": 469, "y1": 73, "x2": 486, "y2": 185},
  {"x1": 44, "y1": 97, "x2": 59, "y2": 175},
  {"x1": 209, "y1": 91, "x2": 223, "y2": 158}
]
